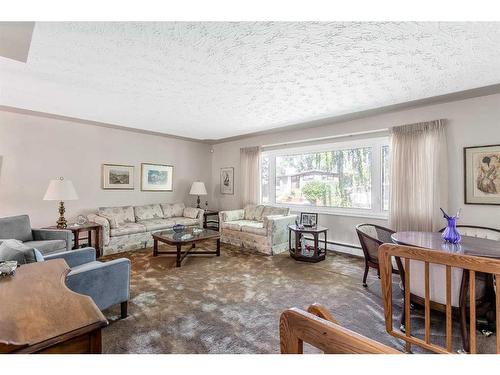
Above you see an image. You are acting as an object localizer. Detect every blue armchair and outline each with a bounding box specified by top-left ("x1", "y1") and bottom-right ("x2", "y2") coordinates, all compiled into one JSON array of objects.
[
  {"x1": 0, "y1": 215, "x2": 72, "y2": 255},
  {"x1": 44, "y1": 247, "x2": 130, "y2": 318}
]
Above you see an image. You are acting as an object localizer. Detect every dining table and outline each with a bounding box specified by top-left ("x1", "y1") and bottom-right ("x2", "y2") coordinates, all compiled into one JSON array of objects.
[{"x1": 391, "y1": 231, "x2": 500, "y2": 259}]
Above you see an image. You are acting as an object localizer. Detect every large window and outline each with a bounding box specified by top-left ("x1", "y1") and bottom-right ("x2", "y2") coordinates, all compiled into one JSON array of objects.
[{"x1": 261, "y1": 137, "x2": 390, "y2": 217}]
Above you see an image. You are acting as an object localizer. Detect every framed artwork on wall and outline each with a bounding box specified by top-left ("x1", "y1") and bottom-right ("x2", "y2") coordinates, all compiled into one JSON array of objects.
[
  {"x1": 141, "y1": 163, "x2": 173, "y2": 191},
  {"x1": 220, "y1": 167, "x2": 234, "y2": 195},
  {"x1": 464, "y1": 144, "x2": 500, "y2": 205},
  {"x1": 102, "y1": 164, "x2": 135, "y2": 190}
]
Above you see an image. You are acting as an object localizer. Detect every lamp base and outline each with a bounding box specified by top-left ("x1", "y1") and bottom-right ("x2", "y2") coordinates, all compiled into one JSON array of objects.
[
  {"x1": 196, "y1": 196, "x2": 201, "y2": 209},
  {"x1": 56, "y1": 201, "x2": 67, "y2": 229}
]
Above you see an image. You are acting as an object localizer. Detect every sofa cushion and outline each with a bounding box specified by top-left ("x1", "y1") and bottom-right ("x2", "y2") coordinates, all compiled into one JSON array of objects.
[
  {"x1": 110, "y1": 223, "x2": 147, "y2": 237},
  {"x1": 24, "y1": 240, "x2": 67, "y2": 255},
  {"x1": 98, "y1": 206, "x2": 135, "y2": 229},
  {"x1": 261, "y1": 206, "x2": 289, "y2": 217},
  {"x1": 244, "y1": 205, "x2": 265, "y2": 220},
  {"x1": 241, "y1": 222, "x2": 267, "y2": 236},
  {"x1": 174, "y1": 217, "x2": 199, "y2": 226},
  {"x1": 134, "y1": 204, "x2": 164, "y2": 221},
  {"x1": 221, "y1": 219, "x2": 261, "y2": 232},
  {"x1": 183, "y1": 207, "x2": 199, "y2": 219},
  {"x1": 0, "y1": 215, "x2": 33, "y2": 242},
  {"x1": 0, "y1": 239, "x2": 37, "y2": 264},
  {"x1": 139, "y1": 218, "x2": 176, "y2": 232},
  {"x1": 161, "y1": 203, "x2": 185, "y2": 218}
]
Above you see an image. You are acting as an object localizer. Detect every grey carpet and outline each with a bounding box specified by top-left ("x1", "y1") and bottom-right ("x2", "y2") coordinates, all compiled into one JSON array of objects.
[{"x1": 101, "y1": 243, "x2": 496, "y2": 353}]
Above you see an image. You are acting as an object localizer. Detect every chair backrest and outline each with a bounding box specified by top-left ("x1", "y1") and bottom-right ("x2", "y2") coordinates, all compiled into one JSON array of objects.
[
  {"x1": 379, "y1": 243, "x2": 500, "y2": 354},
  {"x1": 0, "y1": 215, "x2": 33, "y2": 242},
  {"x1": 356, "y1": 224, "x2": 395, "y2": 263},
  {"x1": 280, "y1": 303, "x2": 400, "y2": 354},
  {"x1": 439, "y1": 225, "x2": 500, "y2": 241}
]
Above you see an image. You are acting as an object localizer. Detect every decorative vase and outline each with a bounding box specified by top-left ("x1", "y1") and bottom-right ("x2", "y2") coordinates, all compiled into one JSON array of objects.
[
  {"x1": 440, "y1": 208, "x2": 461, "y2": 244},
  {"x1": 173, "y1": 224, "x2": 185, "y2": 233}
]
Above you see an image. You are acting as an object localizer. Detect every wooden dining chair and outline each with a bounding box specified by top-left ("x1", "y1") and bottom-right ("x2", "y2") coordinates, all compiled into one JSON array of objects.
[
  {"x1": 280, "y1": 303, "x2": 400, "y2": 354},
  {"x1": 439, "y1": 225, "x2": 500, "y2": 241},
  {"x1": 356, "y1": 224, "x2": 400, "y2": 287},
  {"x1": 379, "y1": 243, "x2": 500, "y2": 354}
]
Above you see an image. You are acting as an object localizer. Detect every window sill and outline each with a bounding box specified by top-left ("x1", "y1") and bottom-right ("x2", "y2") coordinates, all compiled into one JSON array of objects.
[{"x1": 269, "y1": 203, "x2": 389, "y2": 220}]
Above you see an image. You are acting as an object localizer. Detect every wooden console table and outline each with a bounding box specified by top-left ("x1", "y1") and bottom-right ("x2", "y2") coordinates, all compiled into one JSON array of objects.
[{"x1": 0, "y1": 260, "x2": 108, "y2": 353}]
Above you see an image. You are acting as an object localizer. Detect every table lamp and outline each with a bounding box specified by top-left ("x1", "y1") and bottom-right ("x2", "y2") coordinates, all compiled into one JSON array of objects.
[
  {"x1": 189, "y1": 181, "x2": 207, "y2": 209},
  {"x1": 43, "y1": 177, "x2": 79, "y2": 229}
]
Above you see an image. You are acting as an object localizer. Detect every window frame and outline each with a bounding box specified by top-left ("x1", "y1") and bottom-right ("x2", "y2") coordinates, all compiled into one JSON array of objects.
[{"x1": 261, "y1": 136, "x2": 389, "y2": 219}]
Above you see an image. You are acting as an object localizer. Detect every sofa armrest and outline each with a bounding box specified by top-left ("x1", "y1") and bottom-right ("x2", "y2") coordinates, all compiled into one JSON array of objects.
[
  {"x1": 264, "y1": 214, "x2": 298, "y2": 245},
  {"x1": 44, "y1": 247, "x2": 96, "y2": 267},
  {"x1": 195, "y1": 208, "x2": 205, "y2": 227},
  {"x1": 32, "y1": 228, "x2": 72, "y2": 251},
  {"x1": 87, "y1": 214, "x2": 110, "y2": 246},
  {"x1": 219, "y1": 209, "x2": 245, "y2": 223},
  {"x1": 66, "y1": 258, "x2": 131, "y2": 311}
]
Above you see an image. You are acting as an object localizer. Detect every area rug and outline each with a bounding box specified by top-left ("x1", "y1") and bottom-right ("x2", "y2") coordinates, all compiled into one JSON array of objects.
[{"x1": 101, "y1": 243, "x2": 495, "y2": 353}]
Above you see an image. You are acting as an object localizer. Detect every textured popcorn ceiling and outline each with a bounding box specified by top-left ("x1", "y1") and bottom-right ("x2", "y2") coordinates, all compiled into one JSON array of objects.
[{"x1": 1, "y1": 22, "x2": 500, "y2": 140}]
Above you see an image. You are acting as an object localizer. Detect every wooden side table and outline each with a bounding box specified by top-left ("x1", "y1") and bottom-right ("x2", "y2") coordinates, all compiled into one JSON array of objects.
[
  {"x1": 203, "y1": 210, "x2": 219, "y2": 231},
  {"x1": 44, "y1": 222, "x2": 102, "y2": 258},
  {"x1": 288, "y1": 224, "x2": 328, "y2": 263}
]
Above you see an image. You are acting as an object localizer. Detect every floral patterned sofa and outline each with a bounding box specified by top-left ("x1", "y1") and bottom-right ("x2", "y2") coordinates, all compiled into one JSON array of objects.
[
  {"x1": 88, "y1": 203, "x2": 203, "y2": 255},
  {"x1": 219, "y1": 205, "x2": 297, "y2": 255}
]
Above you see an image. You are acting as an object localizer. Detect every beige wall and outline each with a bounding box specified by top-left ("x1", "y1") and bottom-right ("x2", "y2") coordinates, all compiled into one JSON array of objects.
[
  {"x1": 210, "y1": 93, "x2": 500, "y2": 253},
  {"x1": 0, "y1": 110, "x2": 212, "y2": 228}
]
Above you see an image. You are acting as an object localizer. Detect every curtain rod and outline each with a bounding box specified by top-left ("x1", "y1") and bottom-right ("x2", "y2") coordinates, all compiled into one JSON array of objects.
[{"x1": 261, "y1": 128, "x2": 389, "y2": 149}]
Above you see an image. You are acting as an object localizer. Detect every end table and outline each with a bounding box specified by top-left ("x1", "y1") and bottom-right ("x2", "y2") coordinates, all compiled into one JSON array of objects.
[
  {"x1": 288, "y1": 224, "x2": 328, "y2": 263},
  {"x1": 44, "y1": 222, "x2": 102, "y2": 258},
  {"x1": 203, "y1": 210, "x2": 219, "y2": 231}
]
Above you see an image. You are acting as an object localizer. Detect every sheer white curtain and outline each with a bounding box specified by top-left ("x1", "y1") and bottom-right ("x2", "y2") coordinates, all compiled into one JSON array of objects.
[
  {"x1": 389, "y1": 120, "x2": 448, "y2": 232},
  {"x1": 240, "y1": 146, "x2": 261, "y2": 206}
]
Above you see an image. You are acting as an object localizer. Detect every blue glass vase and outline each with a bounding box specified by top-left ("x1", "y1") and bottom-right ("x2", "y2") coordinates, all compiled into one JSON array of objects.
[{"x1": 442, "y1": 217, "x2": 461, "y2": 244}]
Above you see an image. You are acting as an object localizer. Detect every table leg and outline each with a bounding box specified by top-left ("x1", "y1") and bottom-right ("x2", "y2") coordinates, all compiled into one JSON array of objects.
[
  {"x1": 324, "y1": 231, "x2": 327, "y2": 256},
  {"x1": 216, "y1": 238, "x2": 220, "y2": 256},
  {"x1": 203, "y1": 215, "x2": 207, "y2": 229},
  {"x1": 153, "y1": 239, "x2": 158, "y2": 256},
  {"x1": 95, "y1": 228, "x2": 101, "y2": 258},
  {"x1": 176, "y1": 244, "x2": 182, "y2": 267},
  {"x1": 288, "y1": 229, "x2": 291, "y2": 251},
  {"x1": 314, "y1": 233, "x2": 319, "y2": 257},
  {"x1": 295, "y1": 232, "x2": 300, "y2": 256},
  {"x1": 88, "y1": 230, "x2": 92, "y2": 249},
  {"x1": 73, "y1": 231, "x2": 79, "y2": 250}
]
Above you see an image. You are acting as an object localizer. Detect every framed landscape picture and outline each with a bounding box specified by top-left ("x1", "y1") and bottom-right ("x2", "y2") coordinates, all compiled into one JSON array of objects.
[
  {"x1": 141, "y1": 163, "x2": 173, "y2": 191},
  {"x1": 102, "y1": 164, "x2": 135, "y2": 190},
  {"x1": 220, "y1": 167, "x2": 234, "y2": 195},
  {"x1": 464, "y1": 144, "x2": 500, "y2": 205}
]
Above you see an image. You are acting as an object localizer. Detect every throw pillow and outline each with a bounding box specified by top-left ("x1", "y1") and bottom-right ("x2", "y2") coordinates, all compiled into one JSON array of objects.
[
  {"x1": 183, "y1": 207, "x2": 199, "y2": 219},
  {"x1": 172, "y1": 203, "x2": 185, "y2": 217},
  {"x1": 161, "y1": 203, "x2": 175, "y2": 218},
  {"x1": 0, "y1": 239, "x2": 37, "y2": 264}
]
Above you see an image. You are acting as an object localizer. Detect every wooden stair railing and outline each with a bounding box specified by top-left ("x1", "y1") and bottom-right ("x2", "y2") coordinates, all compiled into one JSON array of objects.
[
  {"x1": 280, "y1": 303, "x2": 400, "y2": 354},
  {"x1": 379, "y1": 243, "x2": 500, "y2": 354}
]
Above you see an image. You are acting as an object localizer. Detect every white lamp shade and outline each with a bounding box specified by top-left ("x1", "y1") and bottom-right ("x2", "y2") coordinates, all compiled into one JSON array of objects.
[
  {"x1": 189, "y1": 181, "x2": 207, "y2": 196},
  {"x1": 43, "y1": 178, "x2": 79, "y2": 201}
]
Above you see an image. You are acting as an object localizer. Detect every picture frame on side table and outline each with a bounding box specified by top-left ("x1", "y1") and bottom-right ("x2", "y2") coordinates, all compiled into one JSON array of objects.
[
  {"x1": 220, "y1": 167, "x2": 234, "y2": 195},
  {"x1": 300, "y1": 212, "x2": 318, "y2": 227},
  {"x1": 464, "y1": 144, "x2": 500, "y2": 205},
  {"x1": 141, "y1": 163, "x2": 174, "y2": 192},
  {"x1": 102, "y1": 164, "x2": 135, "y2": 190}
]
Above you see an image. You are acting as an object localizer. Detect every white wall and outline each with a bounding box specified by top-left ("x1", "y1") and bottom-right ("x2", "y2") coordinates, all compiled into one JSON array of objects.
[
  {"x1": 210, "y1": 93, "x2": 500, "y2": 253},
  {"x1": 0, "y1": 110, "x2": 212, "y2": 228}
]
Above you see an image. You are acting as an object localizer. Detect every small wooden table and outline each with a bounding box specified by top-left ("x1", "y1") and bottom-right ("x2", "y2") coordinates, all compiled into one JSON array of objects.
[
  {"x1": 0, "y1": 259, "x2": 108, "y2": 353},
  {"x1": 45, "y1": 222, "x2": 102, "y2": 258},
  {"x1": 288, "y1": 225, "x2": 328, "y2": 263},
  {"x1": 203, "y1": 210, "x2": 219, "y2": 231},
  {"x1": 152, "y1": 227, "x2": 220, "y2": 267}
]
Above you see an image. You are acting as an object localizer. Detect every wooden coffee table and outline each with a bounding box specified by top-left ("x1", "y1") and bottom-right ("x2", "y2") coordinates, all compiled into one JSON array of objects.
[{"x1": 152, "y1": 227, "x2": 220, "y2": 267}]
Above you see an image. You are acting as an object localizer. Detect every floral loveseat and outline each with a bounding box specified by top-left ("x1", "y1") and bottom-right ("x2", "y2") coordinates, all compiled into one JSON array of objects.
[
  {"x1": 219, "y1": 205, "x2": 297, "y2": 255},
  {"x1": 88, "y1": 203, "x2": 203, "y2": 255}
]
